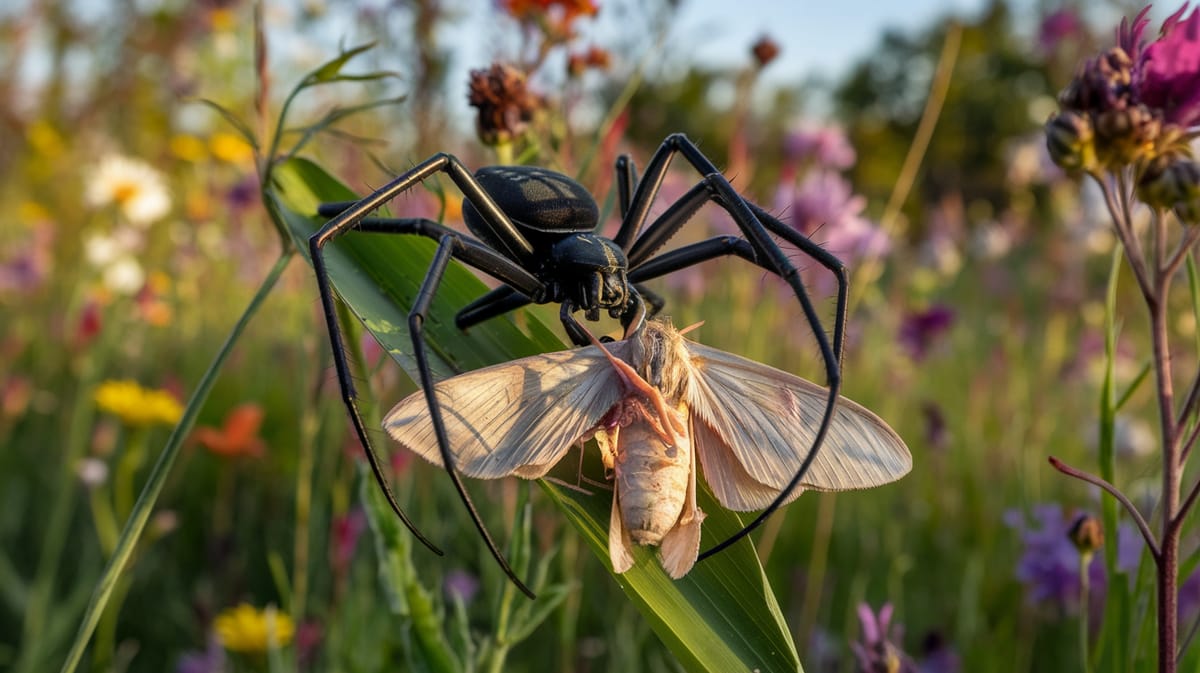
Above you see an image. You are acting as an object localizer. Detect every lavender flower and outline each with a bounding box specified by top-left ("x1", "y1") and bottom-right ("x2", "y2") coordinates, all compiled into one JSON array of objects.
[
  {"x1": 1006, "y1": 504, "x2": 1142, "y2": 611},
  {"x1": 175, "y1": 636, "x2": 224, "y2": 673},
  {"x1": 444, "y1": 568, "x2": 480, "y2": 604},
  {"x1": 853, "y1": 603, "x2": 916, "y2": 673}
]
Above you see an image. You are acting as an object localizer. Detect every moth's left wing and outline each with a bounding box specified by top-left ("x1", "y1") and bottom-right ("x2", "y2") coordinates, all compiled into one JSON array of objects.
[
  {"x1": 684, "y1": 341, "x2": 911, "y2": 511},
  {"x1": 384, "y1": 342, "x2": 631, "y2": 479}
]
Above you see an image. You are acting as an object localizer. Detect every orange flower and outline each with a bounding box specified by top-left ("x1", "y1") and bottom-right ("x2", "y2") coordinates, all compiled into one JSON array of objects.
[{"x1": 195, "y1": 403, "x2": 265, "y2": 458}]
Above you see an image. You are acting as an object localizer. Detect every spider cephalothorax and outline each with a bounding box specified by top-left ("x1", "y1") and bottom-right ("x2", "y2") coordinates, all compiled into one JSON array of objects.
[{"x1": 310, "y1": 133, "x2": 849, "y2": 597}]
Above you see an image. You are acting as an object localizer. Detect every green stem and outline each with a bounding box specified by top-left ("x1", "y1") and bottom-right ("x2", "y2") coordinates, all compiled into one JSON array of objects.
[
  {"x1": 1080, "y1": 552, "x2": 1092, "y2": 673},
  {"x1": 14, "y1": 346, "x2": 102, "y2": 673},
  {"x1": 57, "y1": 251, "x2": 294, "y2": 673},
  {"x1": 113, "y1": 428, "x2": 148, "y2": 524}
]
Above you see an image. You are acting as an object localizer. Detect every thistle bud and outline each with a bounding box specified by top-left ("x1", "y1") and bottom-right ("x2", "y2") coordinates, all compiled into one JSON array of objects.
[
  {"x1": 1139, "y1": 157, "x2": 1200, "y2": 224},
  {"x1": 1045, "y1": 111, "x2": 1097, "y2": 172},
  {"x1": 1094, "y1": 103, "x2": 1161, "y2": 166},
  {"x1": 1058, "y1": 47, "x2": 1132, "y2": 113},
  {"x1": 1068, "y1": 514, "x2": 1104, "y2": 555}
]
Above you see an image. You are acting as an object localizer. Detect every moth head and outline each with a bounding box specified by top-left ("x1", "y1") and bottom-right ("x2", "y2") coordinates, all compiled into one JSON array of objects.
[{"x1": 630, "y1": 320, "x2": 693, "y2": 402}]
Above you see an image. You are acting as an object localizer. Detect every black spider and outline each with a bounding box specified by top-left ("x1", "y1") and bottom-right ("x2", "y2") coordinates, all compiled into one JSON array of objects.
[{"x1": 310, "y1": 133, "x2": 847, "y2": 598}]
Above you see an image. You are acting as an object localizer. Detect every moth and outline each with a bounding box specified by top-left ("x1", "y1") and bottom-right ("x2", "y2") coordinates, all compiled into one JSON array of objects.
[{"x1": 384, "y1": 319, "x2": 911, "y2": 577}]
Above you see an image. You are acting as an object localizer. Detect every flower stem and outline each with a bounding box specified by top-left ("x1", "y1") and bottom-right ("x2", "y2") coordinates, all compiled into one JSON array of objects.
[
  {"x1": 57, "y1": 251, "x2": 294, "y2": 673},
  {"x1": 1080, "y1": 552, "x2": 1092, "y2": 673}
]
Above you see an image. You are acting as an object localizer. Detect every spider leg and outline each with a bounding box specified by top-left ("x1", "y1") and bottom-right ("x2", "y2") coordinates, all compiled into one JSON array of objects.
[
  {"x1": 311, "y1": 156, "x2": 548, "y2": 596},
  {"x1": 455, "y1": 286, "x2": 531, "y2": 331},
  {"x1": 632, "y1": 283, "x2": 665, "y2": 318},
  {"x1": 615, "y1": 154, "x2": 638, "y2": 217},
  {"x1": 311, "y1": 216, "x2": 542, "y2": 597},
  {"x1": 410, "y1": 235, "x2": 537, "y2": 599},
  {"x1": 617, "y1": 134, "x2": 845, "y2": 561}
]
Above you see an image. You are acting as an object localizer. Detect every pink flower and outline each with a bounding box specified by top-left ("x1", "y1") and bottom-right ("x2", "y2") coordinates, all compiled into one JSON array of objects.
[
  {"x1": 1039, "y1": 8, "x2": 1084, "y2": 53},
  {"x1": 784, "y1": 123, "x2": 857, "y2": 170},
  {"x1": 1134, "y1": 5, "x2": 1200, "y2": 127}
]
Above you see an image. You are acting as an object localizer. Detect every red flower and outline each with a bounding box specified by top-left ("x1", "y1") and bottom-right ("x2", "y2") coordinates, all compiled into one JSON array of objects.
[{"x1": 194, "y1": 403, "x2": 266, "y2": 458}]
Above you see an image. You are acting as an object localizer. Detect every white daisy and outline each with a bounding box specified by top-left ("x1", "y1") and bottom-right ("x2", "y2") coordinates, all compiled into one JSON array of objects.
[
  {"x1": 102, "y1": 256, "x2": 145, "y2": 295},
  {"x1": 87, "y1": 155, "x2": 172, "y2": 226}
]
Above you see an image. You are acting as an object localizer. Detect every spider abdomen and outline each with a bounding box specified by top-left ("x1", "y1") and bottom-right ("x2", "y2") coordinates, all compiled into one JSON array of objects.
[{"x1": 462, "y1": 166, "x2": 598, "y2": 249}]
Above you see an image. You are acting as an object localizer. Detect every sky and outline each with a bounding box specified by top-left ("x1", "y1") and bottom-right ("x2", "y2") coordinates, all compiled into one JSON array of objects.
[{"x1": 423, "y1": 0, "x2": 1006, "y2": 125}]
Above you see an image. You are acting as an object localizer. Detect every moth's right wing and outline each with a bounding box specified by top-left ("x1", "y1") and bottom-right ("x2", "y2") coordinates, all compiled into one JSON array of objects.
[{"x1": 384, "y1": 343, "x2": 630, "y2": 480}]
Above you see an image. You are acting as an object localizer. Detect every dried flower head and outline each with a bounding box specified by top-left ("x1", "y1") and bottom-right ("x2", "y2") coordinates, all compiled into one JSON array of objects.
[
  {"x1": 751, "y1": 35, "x2": 781, "y2": 68},
  {"x1": 467, "y1": 63, "x2": 543, "y2": 146}
]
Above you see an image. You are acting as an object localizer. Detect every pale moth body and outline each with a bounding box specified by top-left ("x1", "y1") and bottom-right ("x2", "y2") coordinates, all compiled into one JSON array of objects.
[{"x1": 384, "y1": 319, "x2": 911, "y2": 578}]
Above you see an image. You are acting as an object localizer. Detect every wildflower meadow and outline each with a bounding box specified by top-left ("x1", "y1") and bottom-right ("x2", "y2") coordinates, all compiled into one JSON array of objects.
[{"x1": 4, "y1": 1, "x2": 1200, "y2": 671}]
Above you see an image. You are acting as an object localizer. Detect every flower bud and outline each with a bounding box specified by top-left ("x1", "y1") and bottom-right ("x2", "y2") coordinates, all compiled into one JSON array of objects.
[
  {"x1": 1139, "y1": 157, "x2": 1200, "y2": 224},
  {"x1": 1058, "y1": 47, "x2": 1133, "y2": 113},
  {"x1": 1068, "y1": 514, "x2": 1104, "y2": 555},
  {"x1": 1094, "y1": 103, "x2": 1161, "y2": 166},
  {"x1": 1045, "y1": 112, "x2": 1097, "y2": 172}
]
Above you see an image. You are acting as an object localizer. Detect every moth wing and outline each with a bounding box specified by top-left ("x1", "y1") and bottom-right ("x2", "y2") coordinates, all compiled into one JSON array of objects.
[
  {"x1": 684, "y1": 341, "x2": 911, "y2": 511},
  {"x1": 384, "y1": 343, "x2": 630, "y2": 480}
]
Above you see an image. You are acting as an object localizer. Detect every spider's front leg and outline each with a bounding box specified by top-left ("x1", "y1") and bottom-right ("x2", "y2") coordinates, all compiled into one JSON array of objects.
[{"x1": 309, "y1": 155, "x2": 548, "y2": 598}]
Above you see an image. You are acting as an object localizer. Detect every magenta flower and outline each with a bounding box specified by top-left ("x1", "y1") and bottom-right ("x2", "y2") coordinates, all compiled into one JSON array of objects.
[
  {"x1": 1039, "y1": 8, "x2": 1084, "y2": 53},
  {"x1": 898, "y1": 305, "x2": 955, "y2": 361},
  {"x1": 1134, "y1": 5, "x2": 1200, "y2": 127},
  {"x1": 853, "y1": 603, "x2": 916, "y2": 673},
  {"x1": 330, "y1": 508, "x2": 366, "y2": 577}
]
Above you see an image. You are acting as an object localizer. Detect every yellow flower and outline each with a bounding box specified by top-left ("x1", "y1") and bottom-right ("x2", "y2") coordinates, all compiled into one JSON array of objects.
[
  {"x1": 215, "y1": 603, "x2": 294, "y2": 653},
  {"x1": 94, "y1": 380, "x2": 183, "y2": 427},
  {"x1": 209, "y1": 132, "x2": 254, "y2": 165},
  {"x1": 169, "y1": 134, "x2": 208, "y2": 163}
]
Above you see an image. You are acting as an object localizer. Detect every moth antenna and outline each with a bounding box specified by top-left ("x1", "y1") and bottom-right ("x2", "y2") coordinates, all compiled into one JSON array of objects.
[{"x1": 678, "y1": 320, "x2": 705, "y2": 336}]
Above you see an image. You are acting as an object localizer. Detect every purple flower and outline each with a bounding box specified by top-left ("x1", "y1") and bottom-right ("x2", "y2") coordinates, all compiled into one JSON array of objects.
[
  {"x1": 1039, "y1": 8, "x2": 1084, "y2": 53},
  {"x1": 1006, "y1": 504, "x2": 1143, "y2": 612},
  {"x1": 784, "y1": 171, "x2": 887, "y2": 259},
  {"x1": 784, "y1": 124, "x2": 857, "y2": 170},
  {"x1": 176, "y1": 637, "x2": 224, "y2": 673},
  {"x1": 853, "y1": 603, "x2": 916, "y2": 673},
  {"x1": 444, "y1": 568, "x2": 480, "y2": 604},
  {"x1": 1134, "y1": 4, "x2": 1200, "y2": 127},
  {"x1": 916, "y1": 632, "x2": 960, "y2": 673},
  {"x1": 898, "y1": 305, "x2": 955, "y2": 361}
]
